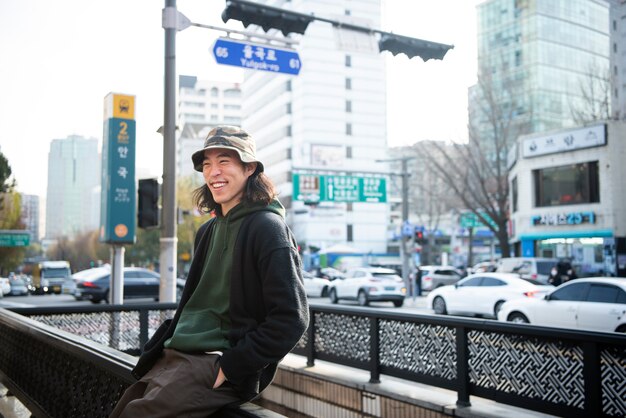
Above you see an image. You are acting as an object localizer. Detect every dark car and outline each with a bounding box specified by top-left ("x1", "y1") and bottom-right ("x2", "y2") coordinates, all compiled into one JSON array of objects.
[{"x1": 74, "y1": 266, "x2": 181, "y2": 304}]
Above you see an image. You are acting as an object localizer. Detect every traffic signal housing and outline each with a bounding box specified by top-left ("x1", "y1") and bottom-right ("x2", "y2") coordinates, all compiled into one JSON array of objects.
[
  {"x1": 378, "y1": 33, "x2": 452, "y2": 60},
  {"x1": 138, "y1": 178, "x2": 159, "y2": 228},
  {"x1": 222, "y1": 0, "x2": 314, "y2": 36}
]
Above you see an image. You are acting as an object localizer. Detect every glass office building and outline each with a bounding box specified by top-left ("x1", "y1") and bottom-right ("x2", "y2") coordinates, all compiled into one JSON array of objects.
[{"x1": 471, "y1": 0, "x2": 610, "y2": 146}]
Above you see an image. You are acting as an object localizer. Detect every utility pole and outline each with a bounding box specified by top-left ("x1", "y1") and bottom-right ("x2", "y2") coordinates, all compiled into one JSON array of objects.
[
  {"x1": 377, "y1": 157, "x2": 414, "y2": 294},
  {"x1": 160, "y1": 0, "x2": 178, "y2": 303}
]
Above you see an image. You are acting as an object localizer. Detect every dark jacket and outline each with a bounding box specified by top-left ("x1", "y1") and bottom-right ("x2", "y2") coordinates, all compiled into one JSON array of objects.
[{"x1": 132, "y1": 210, "x2": 309, "y2": 400}]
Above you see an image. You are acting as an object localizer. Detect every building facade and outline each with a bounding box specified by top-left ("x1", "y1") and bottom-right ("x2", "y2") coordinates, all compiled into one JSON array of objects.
[
  {"x1": 20, "y1": 194, "x2": 40, "y2": 243},
  {"x1": 508, "y1": 121, "x2": 626, "y2": 277},
  {"x1": 471, "y1": 0, "x2": 610, "y2": 151},
  {"x1": 177, "y1": 76, "x2": 242, "y2": 180},
  {"x1": 242, "y1": 0, "x2": 389, "y2": 254},
  {"x1": 610, "y1": 0, "x2": 626, "y2": 119},
  {"x1": 45, "y1": 135, "x2": 100, "y2": 239}
]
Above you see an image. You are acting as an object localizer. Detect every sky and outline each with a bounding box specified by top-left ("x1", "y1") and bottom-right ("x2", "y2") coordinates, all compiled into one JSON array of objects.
[{"x1": 0, "y1": 0, "x2": 479, "y2": 199}]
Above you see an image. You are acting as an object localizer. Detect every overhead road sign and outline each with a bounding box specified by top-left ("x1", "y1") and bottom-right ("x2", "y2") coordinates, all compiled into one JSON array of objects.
[
  {"x1": 0, "y1": 230, "x2": 30, "y2": 247},
  {"x1": 293, "y1": 174, "x2": 386, "y2": 203},
  {"x1": 212, "y1": 37, "x2": 302, "y2": 75}
]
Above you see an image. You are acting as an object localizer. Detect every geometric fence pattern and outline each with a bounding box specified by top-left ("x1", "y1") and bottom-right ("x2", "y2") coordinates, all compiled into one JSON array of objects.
[
  {"x1": 379, "y1": 320, "x2": 456, "y2": 380},
  {"x1": 468, "y1": 331, "x2": 585, "y2": 409},
  {"x1": 313, "y1": 312, "x2": 370, "y2": 362},
  {"x1": 601, "y1": 346, "x2": 626, "y2": 417}
]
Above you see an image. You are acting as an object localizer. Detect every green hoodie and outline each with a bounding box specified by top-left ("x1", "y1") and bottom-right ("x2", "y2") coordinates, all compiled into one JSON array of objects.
[{"x1": 164, "y1": 199, "x2": 285, "y2": 353}]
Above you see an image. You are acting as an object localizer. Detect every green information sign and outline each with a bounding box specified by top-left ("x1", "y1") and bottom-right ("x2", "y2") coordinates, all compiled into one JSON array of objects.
[
  {"x1": 0, "y1": 231, "x2": 30, "y2": 247},
  {"x1": 293, "y1": 174, "x2": 386, "y2": 203},
  {"x1": 459, "y1": 212, "x2": 496, "y2": 228}
]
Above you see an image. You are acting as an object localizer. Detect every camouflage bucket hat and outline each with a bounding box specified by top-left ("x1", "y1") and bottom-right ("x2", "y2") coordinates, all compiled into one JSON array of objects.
[{"x1": 191, "y1": 125, "x2": 264, "y2": 173}]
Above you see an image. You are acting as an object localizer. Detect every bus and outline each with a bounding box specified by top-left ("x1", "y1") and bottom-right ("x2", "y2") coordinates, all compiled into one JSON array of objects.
[{"x1": 32, "y1": 261, "x2": 72, "y2": 294}]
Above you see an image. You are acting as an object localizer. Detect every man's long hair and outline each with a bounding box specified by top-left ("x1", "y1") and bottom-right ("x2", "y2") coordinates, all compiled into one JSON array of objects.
[{"x1": 192, "y1": 164, "x2": 276, "y2": 215}]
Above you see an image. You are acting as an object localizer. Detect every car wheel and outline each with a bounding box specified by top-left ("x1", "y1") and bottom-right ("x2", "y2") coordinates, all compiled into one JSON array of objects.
[
  {"x1": 329, "y1": 288, "x2": 338, "y2": 304},
  {"x1": 508, "y1": 312, "x2": 529, "y2": 324},
  {"x1": 357, "y1": 290, "x2": 369, "y2": 306},
  {"x1": 321, "y1": 286, "x2": 328, "y2": 298},
  {"x1": 494, "y1": 301, "x2": 505, "y2": 317},
  {"x1": 393, "y1": 300, "x2": 404, "y2": 308},
  {"x1": 433, "y1": 296, "x2": 447, "y2": 315}
]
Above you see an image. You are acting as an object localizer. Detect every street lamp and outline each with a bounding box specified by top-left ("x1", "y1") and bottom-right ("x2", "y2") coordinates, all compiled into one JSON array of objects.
[{"x1": 376, "y1": 157, "x2": 414, "y2": 295}]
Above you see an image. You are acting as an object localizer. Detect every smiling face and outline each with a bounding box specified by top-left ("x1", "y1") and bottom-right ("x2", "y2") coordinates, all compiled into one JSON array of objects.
[{"x1": 201, "y1": 148, "x2": 257, "y2": 215}]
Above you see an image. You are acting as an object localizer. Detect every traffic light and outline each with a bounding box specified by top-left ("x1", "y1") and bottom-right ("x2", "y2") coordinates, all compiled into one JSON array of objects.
[
  {"x1": 138, "y1": 178, "x2": 159, "y2": 228},
  {"x1": 415, "y1": 229, "x2": 424, "y2": 245},
  {"x1": 222, "y1": 0, "x2": 314, "y2": 36},
  {"x1": 378, "y1": 33, "x2": 452, "y2": 60}
]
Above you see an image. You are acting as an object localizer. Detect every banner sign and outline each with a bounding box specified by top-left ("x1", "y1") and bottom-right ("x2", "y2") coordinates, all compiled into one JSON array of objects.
[
  {"x1": 522, "y1": 124, "x2": 606, "y2": 158},
  {"x1": 293, "y1": 174, "x2": 386, "y2": 203},
  {"x1": 100, "y1": 93, "x2": 136, "y2": 244}
]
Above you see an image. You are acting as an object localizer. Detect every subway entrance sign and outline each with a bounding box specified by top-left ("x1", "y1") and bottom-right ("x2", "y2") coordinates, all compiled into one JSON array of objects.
[
  {"x1": 212, "y1": 37, "x2": 302, "y2": 75},
  {"x1": 0, "y1": 230, "x2": 30, "y2": 247},
  {"x1": 293, "y1": 174, "x2": 386, "y2": 203}
]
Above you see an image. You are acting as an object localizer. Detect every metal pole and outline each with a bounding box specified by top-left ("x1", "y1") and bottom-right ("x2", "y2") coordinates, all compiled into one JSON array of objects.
[
  {"x1": 110, "y1": 245, "x2": 124, "y2": 304},
  {"x1": 160, "y1": 0, "x2": 178, "y2": 303},
  {"x1": 401, "y1": 159, "x2": 410, "y2": 294}
]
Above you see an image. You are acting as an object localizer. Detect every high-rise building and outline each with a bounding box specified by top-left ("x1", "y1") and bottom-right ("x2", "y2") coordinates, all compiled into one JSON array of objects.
[
  {"x1": 610, "y1": 0, "x2": 626, "y2": 119},
  {"x1": 241, "y1": 0, "x2": 389, "y2": 253},
  {"x1": 20, "y1": 194, "x2": 40, "y2": 243},
  {"x1": 177, "y1": 76, "x2": 242, "y2": 179},
  {"x1": 471, "y1": 0, "x2": 610, "y2": 150},
  {"x1": 45, "y1": 135, "x2": 100, "y2": 239}
]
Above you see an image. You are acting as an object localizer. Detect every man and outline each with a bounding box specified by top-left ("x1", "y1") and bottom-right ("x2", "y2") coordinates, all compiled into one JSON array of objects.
[{"x1": 110, "y1": 126, "x2": 309, "y2": 417}]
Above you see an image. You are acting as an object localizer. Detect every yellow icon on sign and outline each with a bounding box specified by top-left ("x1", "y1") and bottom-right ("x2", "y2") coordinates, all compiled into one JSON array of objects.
[{"x1": 104, "y1": 93, "x2": 135, "y2": 120}]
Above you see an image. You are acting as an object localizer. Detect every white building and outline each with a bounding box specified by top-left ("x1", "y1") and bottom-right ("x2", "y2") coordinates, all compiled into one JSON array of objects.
[
  {"x1": 177, "y1": 76, "x2": 242, "y2": 180},
  {"x1": 242, "y1": 0, "x2": 390, "y2": 254},
  {"x1": 45, "y1": 135, "x2": 100, "y2": 239},
  {"x1": 508, "y1": 121, "x2": 626, "y2": 277},
  {"x1": 610, "y1": 0, "x2": 626, "y2": 119}
]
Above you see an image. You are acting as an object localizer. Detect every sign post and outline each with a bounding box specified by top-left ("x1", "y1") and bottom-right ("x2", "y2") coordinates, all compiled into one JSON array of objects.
[
  {"x1": 212, "y1": 37, "x2": 302, "y2": 75},
  {"x1": 100, "y1": 92, "x2": 136, "y2": 304},
  {"x1": 292, "y1": 174, "x2": 386, "y2": 203}
]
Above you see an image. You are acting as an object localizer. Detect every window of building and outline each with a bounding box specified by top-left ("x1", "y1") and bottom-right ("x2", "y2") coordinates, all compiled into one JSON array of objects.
[
  {"x1": 224, "y1": 89, "x2": 240, "y2": 97},
  {"x1": 345, "y1": 55, "x2": 352, "y2": 67},
  {"x1": 211, "y1": 103, "x2": 218, "y2": 109},
  {"x1": 346, "y1": 100, "x2": 352, "y2": 113},
  {"x1": 614, "y1": 19, "x2": 617, "y2": 31},
  {"x1": 286, "y1": 125, "x2": 292, "y2": 136},
  {"x1": 347, "y1": 224, "x2": 353, "y2": 242},
  {"x1": 346, "y1": 146, "x2": 352, "y2": 158},
  {"x1": 511, "y1": 176, "x2": 518, "y2": 213},
  {"x1": 210, "y1": 87, "x2": 218, "y2": 97},
  {"x1": 286, "y1": 80, "x2": 292, "y2": 91},
  {"x1": 345, "y1": 9, "x2": 351, "y2": 16},
  {"x1": 614, "y1": 42, "x2": 617, "y2": 53},
  {"x1": 345, "y1": 77, "x2": 352, "y2": 90},
  {"x1": 533, "y1": 161, "x2": 599, "y2": 207},
  {"x1": 346, "y1": 202, "x2": 353, "y2": 212},
  {"x1": 286, "y1": 102, "x2": 292, "y2": 114},
  {"x1": 346, "y1": 123, "x2": 352, "y2": 135}
]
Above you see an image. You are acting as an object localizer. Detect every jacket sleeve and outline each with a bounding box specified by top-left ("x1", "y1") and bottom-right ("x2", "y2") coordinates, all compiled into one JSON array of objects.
[{"x1": 219, "y1": 215, "x2": 309, "y2": 387}]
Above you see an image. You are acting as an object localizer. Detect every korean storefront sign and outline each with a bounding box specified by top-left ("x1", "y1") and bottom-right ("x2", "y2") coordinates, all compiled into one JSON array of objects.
[{"x1": 530, "y1": 211, "x2": 596, "y2": 226}]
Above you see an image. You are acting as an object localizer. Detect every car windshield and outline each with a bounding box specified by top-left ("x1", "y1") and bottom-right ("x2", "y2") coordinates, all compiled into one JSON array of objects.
[
  {"x1": 43, "y1": 267, "x2": 70, "y2": 278},
  {"x1": 371, "y1": 272, "x2": 400, "y2": 280}
]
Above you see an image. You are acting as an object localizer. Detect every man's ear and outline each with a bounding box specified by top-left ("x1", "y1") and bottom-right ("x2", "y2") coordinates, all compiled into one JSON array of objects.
[{"x1": 245, "y1": 162, "x2": 258, "y2": 177}]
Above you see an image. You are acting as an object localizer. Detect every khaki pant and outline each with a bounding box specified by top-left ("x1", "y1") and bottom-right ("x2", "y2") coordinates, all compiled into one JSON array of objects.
[{"x1": 109, "y1": 349, "x2": 243, "y2": 418}]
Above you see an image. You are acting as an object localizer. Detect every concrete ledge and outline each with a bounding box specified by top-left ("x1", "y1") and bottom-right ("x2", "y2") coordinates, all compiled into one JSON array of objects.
[{"x1": 265, "y1": 354, "x2": 558, "y2": 418}]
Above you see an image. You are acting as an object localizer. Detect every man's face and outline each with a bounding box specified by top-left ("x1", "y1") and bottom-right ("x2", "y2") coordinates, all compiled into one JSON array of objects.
[{"x1": 201, "y1": 148, "x2": 256, "y2": 215}]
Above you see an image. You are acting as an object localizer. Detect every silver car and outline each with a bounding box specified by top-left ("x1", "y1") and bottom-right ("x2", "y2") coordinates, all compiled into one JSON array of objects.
[{"x1": 419, "y1": 265, "x2": 463, "y2": 291}]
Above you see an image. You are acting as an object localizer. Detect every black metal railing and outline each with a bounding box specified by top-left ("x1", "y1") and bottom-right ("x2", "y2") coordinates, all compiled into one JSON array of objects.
[
  {"x1": 291, "y1": 304, "x2": 626, "y2": 418},
  {"x1": 6, "y1": 303, "x2": 626, "y2": 418},
  {"x1": 0, "y1": 305, "x2": 278, "y2": 418}
]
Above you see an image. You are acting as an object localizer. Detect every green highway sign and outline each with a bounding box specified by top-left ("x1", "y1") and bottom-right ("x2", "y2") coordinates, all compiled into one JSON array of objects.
[
  {"x1": 0, "y1": 231, "x2": 30, "y2": 247},
  {"x1": 293, "y1": 174, "x2": 386, "y2": 203},
  {"x1": 459, "y1": 212, "x2": 496, "y2": 229}
]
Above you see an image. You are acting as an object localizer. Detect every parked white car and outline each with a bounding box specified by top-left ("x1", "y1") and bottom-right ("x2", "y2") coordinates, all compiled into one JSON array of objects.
[
  {"x1": 497, "y1": 277, "x2": 626, "y2": 333},
  {"x1": 329, "y1": 267, "x2": 406, "y2": 307},
  {"x1": 0, "y1": 277, "x2": 10, "y2": 296},
  {"x1": 302, "y1": 270, "x2": 331, "y2": 298},
  {"x1": 427, "y1": 273, "x2": 553, "y2": 318}
]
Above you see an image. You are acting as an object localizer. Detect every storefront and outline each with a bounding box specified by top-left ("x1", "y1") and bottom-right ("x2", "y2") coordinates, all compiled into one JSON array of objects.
[{"x1": 508, "y1": 122, "x2": 626, "y2": 277}]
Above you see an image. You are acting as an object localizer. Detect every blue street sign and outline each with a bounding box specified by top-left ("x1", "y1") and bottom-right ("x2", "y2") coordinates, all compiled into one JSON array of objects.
[{"x1": 212, "y1": 37, "x2": 302, "y2": 75}]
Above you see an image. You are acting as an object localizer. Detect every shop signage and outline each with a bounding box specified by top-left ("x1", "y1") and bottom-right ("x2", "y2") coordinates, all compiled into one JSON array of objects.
[
  {"x1": 522, "y1": 124, "x2": 606, "y2": 158},
  {"x1": 531, "y1": 211, "x2": 596, "y2": 226}
]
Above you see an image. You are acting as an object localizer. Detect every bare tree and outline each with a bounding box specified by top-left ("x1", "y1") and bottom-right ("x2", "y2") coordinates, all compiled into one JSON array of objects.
[
  {"x1": 419, "y1": 68, "x2": 533, "y2": 261},
  {"x1": 570, "y1": 61, "x2": 612, "y2": 124}
]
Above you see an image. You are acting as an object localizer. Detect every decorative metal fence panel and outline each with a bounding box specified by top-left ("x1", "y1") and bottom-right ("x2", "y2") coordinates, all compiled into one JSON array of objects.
[{"x1": 6, "y1": 303, "x2": 626, "y2": 418}]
